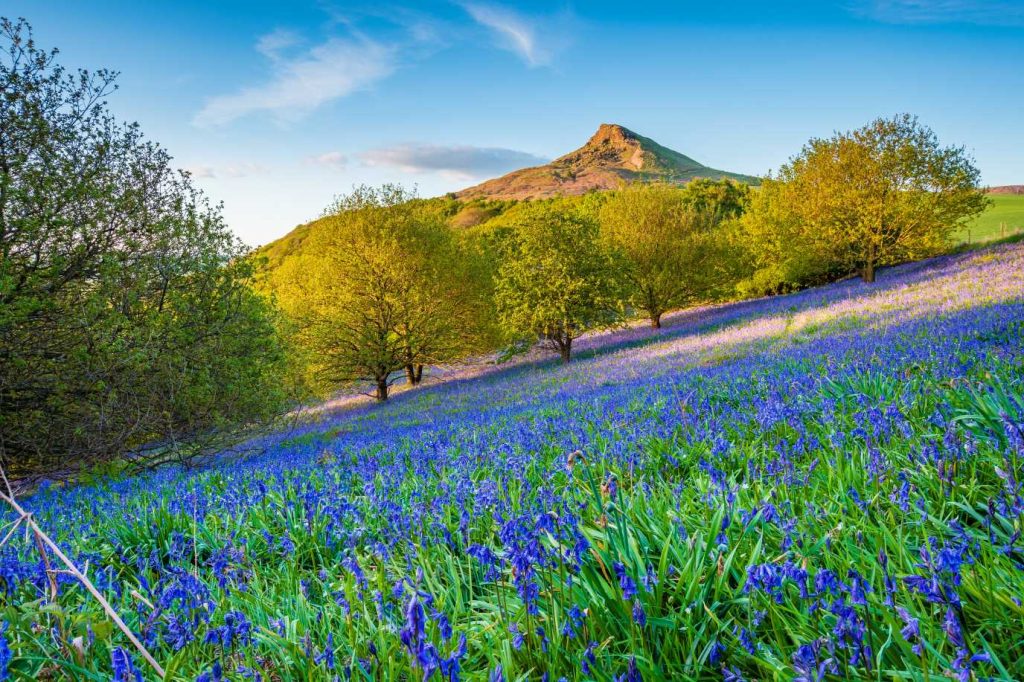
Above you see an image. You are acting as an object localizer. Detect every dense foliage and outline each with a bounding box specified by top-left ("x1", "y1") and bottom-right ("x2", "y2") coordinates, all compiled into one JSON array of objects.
[
  {"x1": 740, "y1": 114, "x2": 988, "y2": 291},
  {"x1": 261, "y1": 122, "x2": 987, "y2": 385},
  {"x1": 599, "y1": 181, "x2": 748, "y2": 328},
  {"x1": 2, "y1": 243, "x2": 1022, "y2": 680},
  {"x1": 267, "y1": 185, "x2": 494, "y2": 401},
  {"x1": 495, "y1": 206, "x2": 623, "y2": 362},
  {"x1": 0, "y1": 19, "x2": 293, "y2": 477}
]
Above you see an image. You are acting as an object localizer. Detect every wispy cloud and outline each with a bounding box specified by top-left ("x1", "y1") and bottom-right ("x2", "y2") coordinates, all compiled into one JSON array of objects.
[
  {"x1": 850, "y1": 1, "x2": 1024, "y2": 26},
  {"x1": 304, "y1": 151, "x2": 348, "y2": 170},
  {"x1": 462, "y1": 3, "x2": 566, "y2": 67},
  {"x1": 185, "y1": 164, "x2": 217, "y2": 179},
  {"x1": 183, "y1": 162, "x2": 269, "y2": 179},
  {"x1": 255, "y1": 28, "x2": 301, "y2": 59},
  {"x1": 194, "y1": 33, "x2": 395, "y2": 127},
  {"x1": 360, "y1": 143, "x2": 548, "y2": 179}
]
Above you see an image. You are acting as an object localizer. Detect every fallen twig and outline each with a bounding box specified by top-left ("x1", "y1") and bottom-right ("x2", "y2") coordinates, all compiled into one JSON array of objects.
[{"x1": 0, "y1": 464, "x2": 165, "y2": 678}]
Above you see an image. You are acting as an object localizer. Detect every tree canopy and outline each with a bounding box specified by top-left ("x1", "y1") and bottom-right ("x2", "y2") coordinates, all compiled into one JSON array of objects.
[
  {"x1": 0, "y1": 19, "x2": 294, "y2": 476},
  {"x1": 600, "y1": 181, "x2": 747, "y2": 328},
  {"x1": 495, "y1": 206, "x2": 623, "y2": 362},
  {"x1": 273, "y1": 185, "x2": 491, "y2": 401},
  {"x1": 741, "y1": 114, "x2": 987, "y2": 287}
]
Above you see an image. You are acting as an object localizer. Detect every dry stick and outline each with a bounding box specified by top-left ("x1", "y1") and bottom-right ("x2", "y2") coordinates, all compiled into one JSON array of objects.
[
  {"x1": 0, "y1": 467, "x2": 165, "y2": 679},
  {"x1": 0, "y1": 517, "x2": 25, "y2": 549}
]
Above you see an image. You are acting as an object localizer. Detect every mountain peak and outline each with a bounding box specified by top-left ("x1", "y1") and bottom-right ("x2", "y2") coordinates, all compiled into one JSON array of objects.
[
  {"x1": 455, "y1": 125, "x2": 758, "y2": 201},
  {"x1": 586, "y1": 123, "x2": 639, "y2": 147}
]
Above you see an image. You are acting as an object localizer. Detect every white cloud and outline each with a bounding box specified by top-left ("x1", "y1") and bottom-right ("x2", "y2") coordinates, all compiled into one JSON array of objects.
[
  {"x1": 255, "y1": 28, "x2": 301, "y2": 59},
  {"x1": 194, "y1": 34, "x2": 395, "y2": 127},
  {"x1": 185, "y1": 164, "x2": 217, "y2": 179},
  {"x1": 360, "y1": 143, "x2": 548, "y2": 179},
  {"x1": 182, "y1": 163, "x2": 269, "y2": 179},
  {"x1": 851, "y1": 1, "x2": 1024, "y2": 26},
  {"x1": 304, "y1": 151, "x2": 348, "y2": 170},
  {"x1": 222, "y1": 163, "x2": 270, "y2": 178},
  {"x1": 462, "y1": 3, "x2": 555, "y2": 67}
]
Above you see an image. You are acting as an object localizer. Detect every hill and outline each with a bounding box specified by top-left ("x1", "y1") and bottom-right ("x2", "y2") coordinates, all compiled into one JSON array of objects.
[
  {"x1": 20, "y1": 242, "x2": 1024, "y2": 680},
  {"x1": 958, "y1": 193, "x2": 1024, "y2": 243},
  {"x1": 455, "y1": 123, "x2": 760, "y2": 200},
  {"x1": 256, "y1": 124, "x2": 757, "y2": 260},
  {"x1": 988, "y1": 185, "x2": 1024, "y2": 194}
]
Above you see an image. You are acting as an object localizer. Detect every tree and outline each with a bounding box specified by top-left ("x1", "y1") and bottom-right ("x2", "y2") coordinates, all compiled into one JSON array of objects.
[
  {"x1": 391, "y1": 211, "x2": 490, "y2": 387},
  {"x1": 754, "y1": 114, "x2": 988, "y2": 284},
  {"x1": 276, "y1": 185, "x2": 488, "y2": 400},
  {"x1": 678, "y1": 178, "x2": 751, "y2": 219},
  {"x1": 0, "y1": 19, "x2": 294, "y2": 477},
  {"x1": 495, "y1": 207, "x2": 622, "y2": 362},
  {"x1": 734, "y1": 178, "x2": 838, "y2": 295},
  {"x1": 600, "y1": 182, "x2": 745, "y2": 328}
]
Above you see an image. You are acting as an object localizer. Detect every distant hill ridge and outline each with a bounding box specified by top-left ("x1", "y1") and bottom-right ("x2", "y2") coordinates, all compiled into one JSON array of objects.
[
  {"x1": 988, "y1": 185, "x2": 1024, "y2": 195},
  {"x1": 456, "y1": 123, "x2": 759, "y2": 200}
]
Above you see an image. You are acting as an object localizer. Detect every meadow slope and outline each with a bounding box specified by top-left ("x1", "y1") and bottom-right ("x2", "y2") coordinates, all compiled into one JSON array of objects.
[
  {"x1": 7, "y1": 243, "x2": 1024, "y2": 680},
  {"x1": 958, "y1": 194, "x2": 1024, "y2": 243}
]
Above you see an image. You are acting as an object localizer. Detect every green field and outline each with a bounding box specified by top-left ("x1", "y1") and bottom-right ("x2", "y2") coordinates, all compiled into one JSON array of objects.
[{"x1": 958, "y1": 193, "x2": 1024, "y2": 243}]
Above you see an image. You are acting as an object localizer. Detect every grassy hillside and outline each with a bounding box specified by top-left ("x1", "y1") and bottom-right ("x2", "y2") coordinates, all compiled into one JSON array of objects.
[
  {"x1": 9, "y1": 243, "x2": 1024, "y2": 680},
  {"x1": 958, "y1": 194, "x2": 1024, "y2": 243}
]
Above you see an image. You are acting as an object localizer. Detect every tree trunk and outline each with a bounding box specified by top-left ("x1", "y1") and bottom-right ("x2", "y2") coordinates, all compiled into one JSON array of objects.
[
  {"x1": 863, "y1": 241, "x2": 876, "y2": 283},
  {"x1": 862, "y1": 259, "x2": 875, "y2": 283},
  {"x1": 650, "y1": 313, "x2": 662, "y2": 329},
  {"x1": 375, "y1": 378, "x2": 389, "y2": 401},
  {"x1": 559, "y1": 338, "x2": 572, "y2": 363},
  {"x1": 405, "y1": 364, "x2": 424, "y2": 385}
]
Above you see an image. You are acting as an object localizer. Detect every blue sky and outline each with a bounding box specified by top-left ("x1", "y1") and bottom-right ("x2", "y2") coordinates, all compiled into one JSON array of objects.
[{"x1": 9, "y1": 1, "x2": 1024, "y2": 245}]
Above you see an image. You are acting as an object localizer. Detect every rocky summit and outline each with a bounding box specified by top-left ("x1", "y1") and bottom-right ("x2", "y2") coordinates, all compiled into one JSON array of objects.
[{"x1": 456, "y1": 123, "x2": 759, "y2": 200}]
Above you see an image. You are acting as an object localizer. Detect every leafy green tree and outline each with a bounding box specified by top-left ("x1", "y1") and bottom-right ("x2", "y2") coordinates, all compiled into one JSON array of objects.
[
  {"x1": 0, "y1": 19, "x2": 294, "y2": 476},
  {"x1": 276, "y1": 185, "x2": 488, "y2": 400},
  {"x1": 733, "y1": 178, "x2": 831, "y2": 295},
  {"x1": 495, "y1": 207, "x2": 622, "y2": 362},
  {"x1": 746, "y1": 114, "x2": 987, "y2": 285},
  {"x1": 678, "y1": 178, "x2": 751, "y2": 219},
  {"x1": 391, "y1": 211, "x2": 491, "y2": 386},
  {"x1": 600, "y1": 183, "x2": 742, "y2": 328}
]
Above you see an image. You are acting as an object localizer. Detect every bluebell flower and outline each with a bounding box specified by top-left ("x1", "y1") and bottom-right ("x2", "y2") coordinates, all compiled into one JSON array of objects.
[
  {"x1": 535, "y1": 625, "x2": 548, "y2": 653},
  {"x1": 614, "y1": 656, "x2": 641, "y2": 682},
  {"x1": 433, "y1": 610, "x2": 452, "y2": 641},
  {"x1": 791, "y1": 641, "x2": 832, "y2": 682},
  {"x1": 950, "y1": 648, "x2": 991, "y2": 682},
  {"x1": 640, "y1": 564, "x2": 658, "y2": 592},
  {"x1": 509, "y1": 622, "x2": 524, "y2": 650},
  {"x1": 582, "y1": 641, "x2": 598, "y2": 675},
  {"x1": 736, "y1": 626, "x2": 756, "y2": 655},
  {"x1": 0, "y1": 622, "x2": 10, "y2": 682},
  {"x1": 315, "y1": 633, "x2": 335, "y2": 671},
  {"x1": 400, "y1": 592, "x2": 426, "y2": 658},
  {"x1": 204, "y1": 610, "x2": 253, "y2": 649},
  {"x1": 632, "y1": 599, "x2": 647, "y2": 627},
  {"x1": 709, "y1": 639, "x2": 725, "y2": 665},
  {"x1": 613, "y1": 562, "x2": 638, "y2": 600},
  {"x1": 196, "y1": 660, "x2": 223, "y2": 682},
  {"x1": 722, "y1": 666, "x2": 745, "y2": 682},
  {"x1": 111, "y1": 647, "x2": 143, "y2": 682},
  {"x1": 438, "y1": 633, "x2": 467, "y2": 680},
  {"x1": 943, "y1": 607, "x2": 964, "y2": 648},
  {"x1": 895, "y1": 606, "x2": 922, "y2": 655}
]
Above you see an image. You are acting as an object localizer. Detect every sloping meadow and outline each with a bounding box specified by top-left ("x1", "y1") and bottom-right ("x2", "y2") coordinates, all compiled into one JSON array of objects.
[{"x1": 9, "y1": 244, "x2": 1024, "y2": 680}]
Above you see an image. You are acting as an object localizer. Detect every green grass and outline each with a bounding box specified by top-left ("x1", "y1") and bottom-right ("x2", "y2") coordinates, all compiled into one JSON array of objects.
[{"x1": 957, "y1": 194, "x2": 1024, "y2": 244}]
